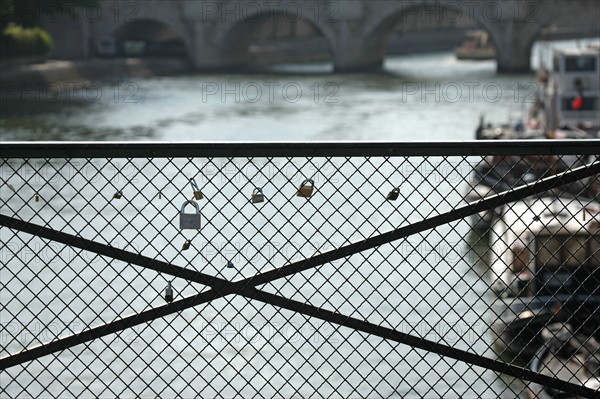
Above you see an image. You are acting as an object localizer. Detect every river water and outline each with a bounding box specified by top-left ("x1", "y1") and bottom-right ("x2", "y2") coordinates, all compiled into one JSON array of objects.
[
  {"x1": 1, "y1": 44, "x2": 596, "y2": 398},
  {"x1": 3, "y1": 40, "x2": 599, "y2": 142},
  {"x1": 1, "y1": 51, "x2": 542, "y2": 142}
]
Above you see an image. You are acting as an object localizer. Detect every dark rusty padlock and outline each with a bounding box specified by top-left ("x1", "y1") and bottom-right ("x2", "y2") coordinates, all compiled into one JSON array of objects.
[
  {"x1": 251, "y1": 187, "x2": 265, "y2": 203},
  {"x1": 190, "y1": 178, "x2": 203, "y2": 200},
  {"x1": 182, "y1": 240, "x2": 191, "y2": 251},
  {"x1": 113, "y1": 191, "x2": 123, "y2": 200},
  {"x1": 387, "y1": 188, "x2": 400, "y2": 201},
  {"x1": 165, "y1": 281, "x2": 173, "y2": 302},
  {"x1": 297, "y1": 179, "x2": 314, "y2": 198},
  {"x1": 179, "y1": 200, "x2": 201, "y2": 229}
]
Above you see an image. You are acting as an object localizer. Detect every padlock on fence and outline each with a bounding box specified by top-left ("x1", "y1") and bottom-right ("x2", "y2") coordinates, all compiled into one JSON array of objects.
[
  {"x1": 251, "y1": 187, "x2": 265, "y2": 203},
  {"x1": 165, "y1": 281, "x2": 173, "y2": 302},
  {"x1": 297, "y1": 179, "x2": 314, "y2": 198},
  {"x1": 182, "y1": 240, "x2": 191, "y2": 251},
  {"x1": 179, "y1": 200, "x2": 201, "y2": 229},
  {"x1": 387, "y1": 188, "x2": 400, "y2": 201},
  {"x1": 190, "y1": 178, "x2": 203, "y2": 200},
  {"x1": 112, "y1": 191, "x2": 123, "y2": 200}
]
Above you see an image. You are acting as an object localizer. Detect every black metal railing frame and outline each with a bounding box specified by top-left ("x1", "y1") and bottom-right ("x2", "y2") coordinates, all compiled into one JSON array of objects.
[{"x1": 1, "y1": 140, "x2": 600, "y2": 398}]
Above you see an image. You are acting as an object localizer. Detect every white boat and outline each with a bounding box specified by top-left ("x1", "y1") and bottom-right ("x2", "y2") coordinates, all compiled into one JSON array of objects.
[
  {"x1": 489, "y1": 194, "x2": 600, "y2": 358},
  {"x1": 475, "y1": 44, "x2": 599, "y2": 140},
  {"x1": 490, "y1": 196, "x2": 600, "y2": 297},
  {"x1": 543, "y1": 45, "x2": 600, "y2": 138},
  {"x1": 490, "y1": 198, "x2": 600, "y2": 361}
]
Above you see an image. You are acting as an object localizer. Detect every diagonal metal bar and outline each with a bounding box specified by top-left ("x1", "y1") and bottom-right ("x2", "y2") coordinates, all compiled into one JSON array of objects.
[
  {"x1": 1, "y1": 160, "x2": 598, "y2": 370},
  {"x1": 0, "y1": 289, "x2": 235, "y2": 370},
  {"x1": 242, "y1": 286, "x2": 599, "y2": 399},
  {"x1": 0, "y1": 214, "x2": 227, "y2": 290}
]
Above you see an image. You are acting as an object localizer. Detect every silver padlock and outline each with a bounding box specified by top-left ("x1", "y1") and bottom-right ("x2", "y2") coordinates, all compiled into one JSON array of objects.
[
  {"x1": 190, "y1": 178, "x2": 203, "y2": 200},
  {"x1": 297, "y1": 179, "x2": 314, "y2": 198},
  {"x1": 179, "y1": 200, "x2": 201, "y2": 229},
  {"x1": 251, "y1": 187, "x2": 265, "y2": 203}
]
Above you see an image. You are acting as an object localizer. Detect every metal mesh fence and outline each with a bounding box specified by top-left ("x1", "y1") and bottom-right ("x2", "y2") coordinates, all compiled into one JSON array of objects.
[{"x1": 1, "y1": 141, "x2": 599, "y2": 398}]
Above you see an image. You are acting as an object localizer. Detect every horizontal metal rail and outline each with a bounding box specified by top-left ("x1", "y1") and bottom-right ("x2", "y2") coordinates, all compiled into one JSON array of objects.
[{"x1": 1, "y1": 140, "x2": 599, "y2": 158}]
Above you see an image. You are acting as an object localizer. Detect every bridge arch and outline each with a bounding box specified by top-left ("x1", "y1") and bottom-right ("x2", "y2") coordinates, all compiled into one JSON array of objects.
[
  {"x1": 219, "y1": 8, "x2": 336, "y2": 70},
  {"x1": 362, "y1": 3, "x2": 498, "y2": 71},
  {"x1": 111, "y1": 18, "x2": 190, "y2": 58}
]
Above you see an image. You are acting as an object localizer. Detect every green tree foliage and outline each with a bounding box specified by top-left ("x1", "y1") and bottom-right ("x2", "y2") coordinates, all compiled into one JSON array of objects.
[
  {"x1": 1, "y1": 0, "x2": 97, "y2": 57},
  {"x1": 1, "y1": 22, "x2": 53, "y2": 56}
]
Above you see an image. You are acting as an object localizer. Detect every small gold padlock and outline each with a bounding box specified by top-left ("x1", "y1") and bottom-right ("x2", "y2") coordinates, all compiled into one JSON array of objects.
[
  {"x1": 297, "y1": 179, "x2": 314, "y2": 198},
  {"x1": 190, "y1": 178, "x2": 203, "y2": 200},
  {"x1": 251, "y1": 187, "x2": 265, "y2": 203},
  {"x1": 113, "y1": 191, "x2": 123, "y2": 199},
  {"x1": 182, "y1": 240, "x2": 191, "y2": 251},
  {"x1": 387, "y1": 188, "x2": 400, "y2": 201}
]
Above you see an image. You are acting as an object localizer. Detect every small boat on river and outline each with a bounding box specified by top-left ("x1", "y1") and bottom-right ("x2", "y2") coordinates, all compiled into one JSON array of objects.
[{"x1": 455, "y1": 30, "x2": 496, "y2": 61}]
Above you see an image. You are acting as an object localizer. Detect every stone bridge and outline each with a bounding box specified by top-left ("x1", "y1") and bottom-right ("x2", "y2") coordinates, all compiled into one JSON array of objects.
[{"x1": 52, "y1": 0, "x2": 600, "y2": 72}]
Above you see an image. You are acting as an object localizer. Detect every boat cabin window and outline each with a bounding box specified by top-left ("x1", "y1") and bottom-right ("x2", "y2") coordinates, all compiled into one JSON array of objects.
[
  {"x1": 565, "y1": 55, "x2": 597, "y2": 72},
  {"x1": 536, "y1": 236, "x2": 562, "y2": 267},
  {"x1": 561, "y1": 97, "x2": 598, "y2": 111},
  {"x1": 565, "y1": 235, "x2": 590, "y2": 266},
  {"x1": 533, "y1": 234, "x2": 600, "y2": 296}
]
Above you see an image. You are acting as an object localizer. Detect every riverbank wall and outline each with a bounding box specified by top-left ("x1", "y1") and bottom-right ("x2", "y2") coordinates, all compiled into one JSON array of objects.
[{"x1": 0, "y1": 57, "x2": 192, "y2": 87}]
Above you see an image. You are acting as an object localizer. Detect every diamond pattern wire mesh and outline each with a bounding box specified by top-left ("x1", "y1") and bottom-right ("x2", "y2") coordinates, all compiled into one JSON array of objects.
[{"x1": 1, "y1": 143, "x2": 599, "y2": 398}]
